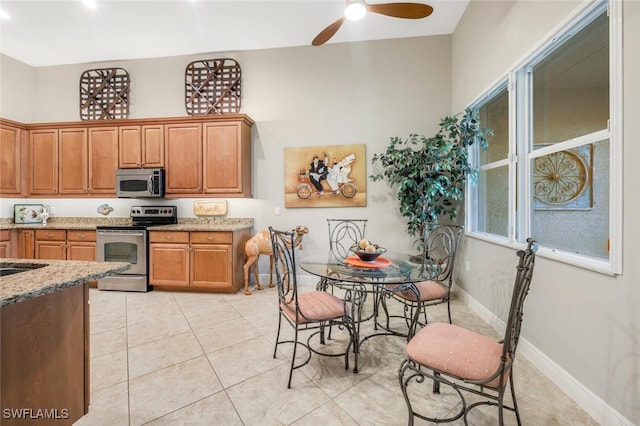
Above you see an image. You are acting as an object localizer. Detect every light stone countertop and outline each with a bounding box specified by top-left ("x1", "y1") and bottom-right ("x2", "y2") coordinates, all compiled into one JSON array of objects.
[
  {"x1": 0, "y1": 217, "x2": 253, "y2": 231},
  {"x1": 0, "y1": 259, "x2": 131, "y2": 306}
]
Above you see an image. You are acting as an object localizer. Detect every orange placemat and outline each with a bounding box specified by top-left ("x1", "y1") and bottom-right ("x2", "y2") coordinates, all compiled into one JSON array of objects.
[{"x1": 345, "y1": 256, "x2": 392, "y2": 268}]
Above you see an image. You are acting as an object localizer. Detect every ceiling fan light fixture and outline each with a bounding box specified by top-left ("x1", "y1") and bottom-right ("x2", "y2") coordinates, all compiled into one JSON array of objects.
[
  {"x1": 344, "y1": 1, "x2": 367, "y2": 21},
  {"x1": 81, "y1": 0, "x2": 97, "y2": 9}
]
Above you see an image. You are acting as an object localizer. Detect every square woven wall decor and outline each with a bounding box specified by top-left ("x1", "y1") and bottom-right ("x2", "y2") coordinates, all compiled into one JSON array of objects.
[
  {"x1": 185, "y1": 58, "x2": 241, "y2": 115},
  {"x1": 79, "y1": 68, "x2": 130, "y2": 120}
]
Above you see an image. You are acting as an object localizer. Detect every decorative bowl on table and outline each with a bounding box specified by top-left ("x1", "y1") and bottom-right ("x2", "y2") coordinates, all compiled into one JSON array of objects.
[{"x1": 350, "y1": 244, "x2": 387, "y2": 262}]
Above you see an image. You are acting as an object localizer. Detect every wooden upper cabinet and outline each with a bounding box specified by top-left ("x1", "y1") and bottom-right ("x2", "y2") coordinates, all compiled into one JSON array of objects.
[
  {"x1": 88, "y1": 127, "x2": 118, "y2": 194},
  {"x1": 203, "y1": 121, "x2": 251, "y2": 196},
  {"x1": 118, "y1": 125, "x2": 142, "y2": 168},
  {"x1": 30, "y1": 129, "x2": 59, "y2": 195},
  {"x1": 118, "y1": 124, "x2": 164, "y2": 169},
  {"x1": 142, "y1": 125, "x2": 164, "y2": 168},
  {"x1": 59, "y1": 128, "x2": 88, "y2": 194},
  {"x1": 0, "y1": 122, "x2": 24, "y2": 196},
  {"x1": 15, "y1": 114, "x2": 253, "y2": 198},
  {"x1": 165, "y1": 123, "x2": 202, "y2": 194}
]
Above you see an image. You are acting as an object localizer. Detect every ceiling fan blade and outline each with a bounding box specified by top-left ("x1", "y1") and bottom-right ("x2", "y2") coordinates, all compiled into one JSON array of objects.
[
  {"x1": 367, "y1": 2, "x2": 433, "y2": 19},
  {"x1": 312, "y1": 17, "x2": 346, "y2": 46}
]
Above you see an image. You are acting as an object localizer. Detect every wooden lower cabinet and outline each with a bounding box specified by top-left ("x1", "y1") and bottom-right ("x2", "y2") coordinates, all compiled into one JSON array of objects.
[
  {"x1": 149, "y1": 231, "x2": 190, "y2": 287},
  {"x1": 66, "y1": 230, "x2": 96, "y2": 261},
  {"x1": 1, "y1": 284, "x2": 90, "y2": 425},
  {"x1": 18, "y1": 230, "x2": 35, "y2": 259},
  {"x1": 149, "y1": 229, "x2": 249, "y2": 292},
  {"x1": 67, "y1": 230, "x2": 97, "y2": 287},
  {"x1": 0, "y1": 230, "x2": 11, "y2": 257},
  {"x1": 35, "y1": 229, "x2": 67, "y2": 260},
  {"x1": 29, "y1": 229, "x2": 96, "y2": 265}
]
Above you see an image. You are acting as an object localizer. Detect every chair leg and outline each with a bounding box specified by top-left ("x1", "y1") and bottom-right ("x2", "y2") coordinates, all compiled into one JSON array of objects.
[
  {"x1": 287, "y1": 325, "x2": 299, "y2": 389},
  {"x1": 509, "y1": 369, "x2": 522, "y2": 426},
  {"x1": 398, "y1": 359, "x2": 416, "y2": 426},
  {"x1": 447, "y1": 297, "x2": 452, "y2": 324},
  {"x1": 432, "y1": 371, "x2": 441, "y2": 394},
  {"x1": 273, "y1": 312, "x2": 283, "y2": 359}
]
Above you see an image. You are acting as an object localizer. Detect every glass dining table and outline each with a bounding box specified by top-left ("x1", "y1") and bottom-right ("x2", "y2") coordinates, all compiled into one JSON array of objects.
[{"x1": 298, "y1": 250, "x2": 441, "y2": 373}]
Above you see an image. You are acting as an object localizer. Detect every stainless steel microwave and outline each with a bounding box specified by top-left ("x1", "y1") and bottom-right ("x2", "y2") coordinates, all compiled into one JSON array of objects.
[{"x1": 116, "y1": 168, "x2": 165, "y2": 198}]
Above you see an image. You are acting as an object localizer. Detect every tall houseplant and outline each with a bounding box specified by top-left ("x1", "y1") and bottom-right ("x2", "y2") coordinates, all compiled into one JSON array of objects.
[{"x1": 370, "y1": 108, "x2": 492, "y2": 245}]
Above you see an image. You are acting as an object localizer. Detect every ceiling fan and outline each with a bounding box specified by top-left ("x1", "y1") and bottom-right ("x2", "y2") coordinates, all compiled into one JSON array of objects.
[{"x1": 312, "y1": 0, "x2": 434, "y2": 47}]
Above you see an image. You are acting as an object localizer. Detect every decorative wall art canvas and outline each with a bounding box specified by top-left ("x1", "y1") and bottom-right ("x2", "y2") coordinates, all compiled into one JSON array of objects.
[
  {"x1": 533, "y1": 145, "x2": 593, "y2": 210},
  {"x1": 185, "y1": 58, "x2": 241, "y2": 115},
  {"x1": 13, "y1": 204, "x2": 45, "y2": 224},
  {"x1": 284, "y1": 144, "x2": 366, "y2": 208},
  {"x1": 79, "y1": 68, "x2": 130, "y2": 120}
]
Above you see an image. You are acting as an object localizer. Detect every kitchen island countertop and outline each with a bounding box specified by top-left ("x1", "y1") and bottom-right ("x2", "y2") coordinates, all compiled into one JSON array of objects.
[{"x1": 0, "y1": 259, "x2": 130, "y2": 306}]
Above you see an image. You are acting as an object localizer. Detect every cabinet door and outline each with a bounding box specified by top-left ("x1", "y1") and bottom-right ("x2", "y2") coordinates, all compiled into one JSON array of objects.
[
  {"x1": 59, "y1": 128, "x2": 88, "y2": 194},
  {"x1": 203, "y1": 122, "x2": 242, "y2": 194},
  {"x1": 142, "y1": 125, "x2": 164, "y2": 168},
  {"x1": 119, "y1": 125, "x2": 142, "y2": 168},
  {"x1": 191, "y1": 244, "x2": 233, "y2": 289},
  {"x1": 0, "y1": 230, "x2": 10, "y2": 258},
  {"x1": 36, "y1": 241, "x2": 67, "y2": 260},
  {"x1": 88, "y1": 127, "x2": 118, "y2": 194},
  {"x1": 149, "y1": 243, "x2": 190, "y2": 286},
  {"x1": 0, "y1": 124, "x2": 22, "y2": 195},
  {"x1": 165, "y1": 124, "x2": 202, "y2": 194},
  {"x1": 67, "y1": 230, "x2": 97, "y2": 262},
  {"x1": 0, "y1": 241, "x2": 9, "y2": 258},
  {"x1": 203, "y1": 121, "x2": 252, "y2": 196},
  {"x1": 30, "y1": 129, "x2": 59, "y2": 195},
  {"x1": 67, "y1": 242, "x2": 96, "y2": 261},
  {"x1": 18, "y1": 230, "x2": 35, "y2": 259}
]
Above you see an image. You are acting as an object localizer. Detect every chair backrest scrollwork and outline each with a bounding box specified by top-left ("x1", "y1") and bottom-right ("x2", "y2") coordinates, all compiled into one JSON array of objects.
[
  {"x1": 327, "y1": 219, "x2": 368, "y2": 261},
  {"x1": 423, "y1": 224, "x2": 464, "y2": 285}
]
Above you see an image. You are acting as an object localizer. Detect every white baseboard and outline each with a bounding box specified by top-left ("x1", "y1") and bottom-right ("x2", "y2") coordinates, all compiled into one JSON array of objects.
[{"x1": 456, "y1": 288, "x2": 633, "y2": 426}]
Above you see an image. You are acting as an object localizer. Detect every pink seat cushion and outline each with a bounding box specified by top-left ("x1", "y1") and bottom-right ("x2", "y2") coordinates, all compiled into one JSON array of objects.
[
  {"x1": 388, "y1": 280, "x2": 448, "y2": 302},
  {"x1": 281, "y1": 291, "x2": 347, "y2": 324},
  {"x1": 406, "y1": 322, "x2": 507, "y2": 388}
]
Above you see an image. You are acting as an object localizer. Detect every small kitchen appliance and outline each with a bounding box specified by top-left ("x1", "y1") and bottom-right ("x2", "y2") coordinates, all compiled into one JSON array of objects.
[{"x1": 116, "y1": 168, "x2": 165, "y2": 198}]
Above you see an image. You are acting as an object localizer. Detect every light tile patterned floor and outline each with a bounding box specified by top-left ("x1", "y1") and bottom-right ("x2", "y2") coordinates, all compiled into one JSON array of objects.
[{"x1": 74, "y1": 284, "x2": 597, "y2": 425}]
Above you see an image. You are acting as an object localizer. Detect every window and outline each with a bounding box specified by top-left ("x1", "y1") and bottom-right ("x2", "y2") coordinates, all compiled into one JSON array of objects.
[
  {"x1": 467, "y1": 0, "x2": 621, "y2": 274},
  {"x1": 471, "y1": 84, "x2": 510, "y2": 239}
]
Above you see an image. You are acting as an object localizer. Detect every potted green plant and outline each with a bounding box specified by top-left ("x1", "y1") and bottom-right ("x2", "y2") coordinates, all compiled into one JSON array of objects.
[{"x1": 370, "y1": 108, "x2": 492, "y2": 247}]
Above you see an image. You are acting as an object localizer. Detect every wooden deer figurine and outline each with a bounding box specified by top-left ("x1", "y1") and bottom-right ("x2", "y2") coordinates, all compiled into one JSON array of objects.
[{"x1": 243, "y1": 225, "x2": 309, "y2": 295}]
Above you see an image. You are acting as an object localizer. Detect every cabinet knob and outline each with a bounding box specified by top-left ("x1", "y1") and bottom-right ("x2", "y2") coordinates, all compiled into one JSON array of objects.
[{"x1": 165, "y1": 235, "x2": 173, "y2": 240}]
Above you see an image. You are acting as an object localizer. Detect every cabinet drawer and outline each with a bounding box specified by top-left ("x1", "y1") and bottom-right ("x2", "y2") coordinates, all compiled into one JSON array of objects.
[
  {"x1": 35, "y1": 229, "x2": 66, "y2": 241},
  {"x1": 149, "y1": 231, "x2": 190, "y2": 243},
  {"x1": 0, "y1": 230, "x2": 10, "y2": 241},
  {"x1": 67, "y1": 230, "x2": 96, "y2": 242},
  {"x1": 190, "y1": 232, "x2": 232, "y2": 244}
]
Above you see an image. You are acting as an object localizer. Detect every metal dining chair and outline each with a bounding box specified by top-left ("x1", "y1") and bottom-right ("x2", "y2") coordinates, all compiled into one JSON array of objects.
[
  {"x1": 398, "y1": 239, "x2": 538, "y2": 425},
  {"x1": 269, "y1": 226, "x2": 353, "y2": 388},
  {"x1": 379, "y1": 224, "x2": 463, "y2": 334}
]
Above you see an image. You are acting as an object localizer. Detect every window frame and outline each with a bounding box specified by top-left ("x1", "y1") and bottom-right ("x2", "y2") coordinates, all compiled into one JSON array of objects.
[{"x1": 465, "y1": 0, "x2": 622, "y2": 275}]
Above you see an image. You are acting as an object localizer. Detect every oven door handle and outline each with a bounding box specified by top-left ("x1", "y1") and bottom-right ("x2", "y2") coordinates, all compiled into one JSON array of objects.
[{"x1": 97, "y1": 231, "x2": 146, "y2": 237}]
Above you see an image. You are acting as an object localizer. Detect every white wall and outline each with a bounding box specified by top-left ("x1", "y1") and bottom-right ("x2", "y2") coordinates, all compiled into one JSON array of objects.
[
  {"x1": 452, "y1": 0, "x2": 639, "y2": 424},
  {"x1": 0, "y1": 54, "x2": 36, "y2": 122},
  {"x1": 0, "y1": 35, "x2": 452, "y2": 256}
]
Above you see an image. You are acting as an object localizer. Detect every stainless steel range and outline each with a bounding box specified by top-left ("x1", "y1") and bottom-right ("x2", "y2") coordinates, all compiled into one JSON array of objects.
[{"x1": 96, "y1": 205, "x2": 177, "y2": 292}]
